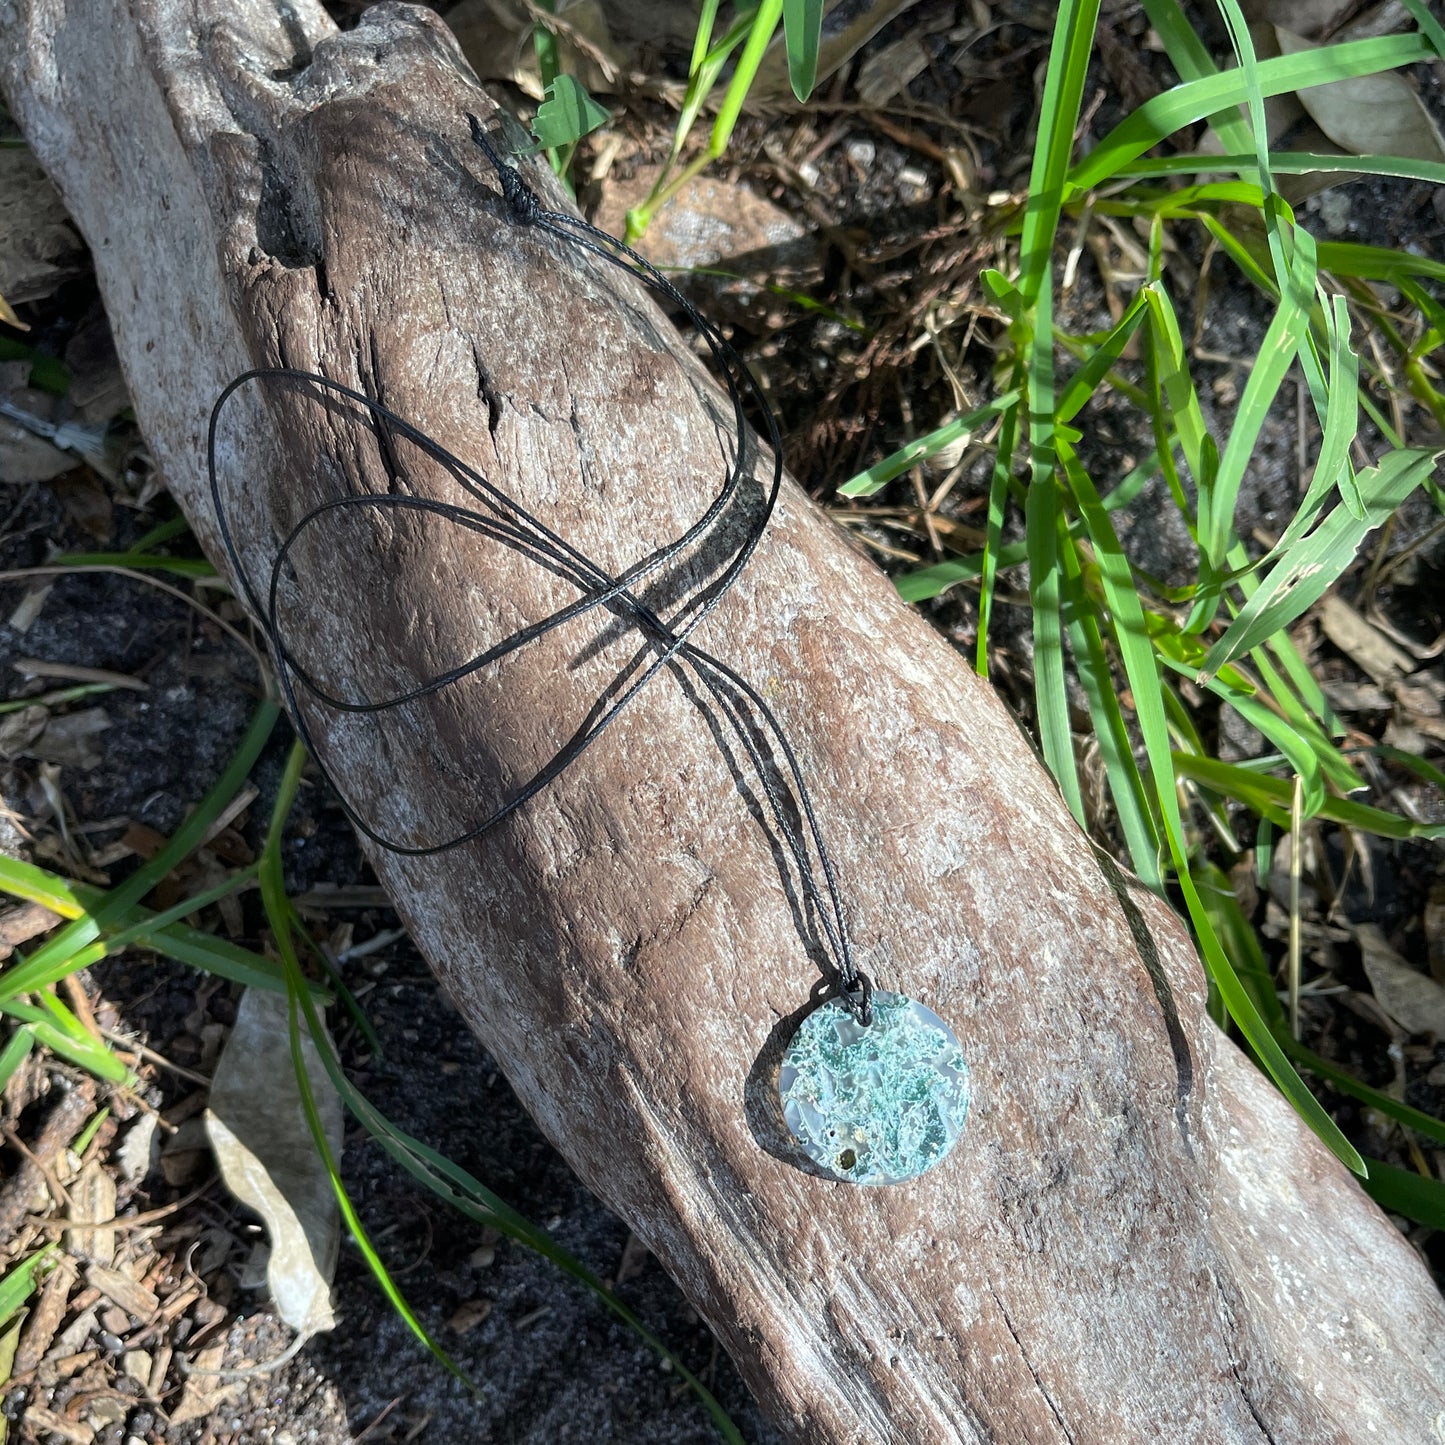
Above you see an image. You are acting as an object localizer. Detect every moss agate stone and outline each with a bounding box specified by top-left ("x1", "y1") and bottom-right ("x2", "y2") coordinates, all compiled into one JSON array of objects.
[{"x1": 778, "y1": 991, "x2": 969, "y2": 1185}]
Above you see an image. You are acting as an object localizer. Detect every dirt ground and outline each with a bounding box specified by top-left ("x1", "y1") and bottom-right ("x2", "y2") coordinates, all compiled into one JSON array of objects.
[{"x1": 2, "y1": 0, "x2": 1444, "y2": 1442}]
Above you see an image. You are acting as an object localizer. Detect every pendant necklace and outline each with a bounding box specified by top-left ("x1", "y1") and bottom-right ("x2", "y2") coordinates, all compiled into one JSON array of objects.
[{"x1": 208, "y1": 111, "x2": 970, "y2": 1185}]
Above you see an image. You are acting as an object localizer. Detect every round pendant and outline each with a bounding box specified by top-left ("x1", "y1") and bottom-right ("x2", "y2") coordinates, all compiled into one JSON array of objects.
[{"x1": 778, "y1": 991, "x2": 969, "y2": 1185}]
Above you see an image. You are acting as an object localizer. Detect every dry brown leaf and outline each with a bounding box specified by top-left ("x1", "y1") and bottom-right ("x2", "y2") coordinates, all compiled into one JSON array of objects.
[
  {"x1": 748, "y1": 0, "x2": 927, "y2": 106},
  {"x1": 1277, "y1": 26, "x2": 1445, "y2": 162},
  {"x1": 1244, "y1": 0, "x2": 1357, "y2": 38},
  {"x1": 1426, "y1": 885, "x2": 1445, "y2": 985},
  {"x1": 167, "y1": 1344, "x2": 242, "y2": 1426},
  {"x1": 447, "y1": 0, "x2": 621, "y2": 99},
  {"x1": 64, "y1": 1160, "x2": 116, "y2": 1266},
  {"x1": 0, "y1": 149, "x2": 84, "y2": 307},
  {"x1": 1356, "y1": 922, "x2": 1445, "y2": 1036},
  {"x1": 856, "y1": 34, "x2": 931, "y2": 109},
  {"x1": 1319, "y1": 595, "x2": 1416, "y2": 685},
  {"x1": 0, "y1": 705, "x2": 49, "y2": 759},
  {"x1": 205, "y1": 987, "x2": 342, "y2": 1338},
  {"x1": 25, "y1": 708, "x2": 112, "y2": 773}
]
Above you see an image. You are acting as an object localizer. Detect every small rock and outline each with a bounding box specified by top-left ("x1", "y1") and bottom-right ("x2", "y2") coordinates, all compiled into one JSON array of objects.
[
  {"x1": 116, "y1": 1114, "x2": 159, "y2": 1186},
  {"x1": 120, "y1": 1350, "x2": 152, "y2": 1387},
  {"x1": 446, "y1": 1298, "x2": 493, "y2": 1334}
]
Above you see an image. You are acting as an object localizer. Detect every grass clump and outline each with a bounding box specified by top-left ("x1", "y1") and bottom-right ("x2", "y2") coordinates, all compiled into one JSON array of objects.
[{"x1": 839, "y1": 0, "x2": 1445, "y2": 1212}]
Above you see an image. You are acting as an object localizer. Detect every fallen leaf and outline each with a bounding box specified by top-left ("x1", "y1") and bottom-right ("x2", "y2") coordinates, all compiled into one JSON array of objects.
[
  {"x1": 447, "y1": 0, "x2": 621, "y2": 100},
  {"x1": 748, "y1": 0, "x2": 924, "y2": 106},
  {"x1": 1247, "y1": 0, "x2": 1356, "y2": 38},
  {"x1": 26, "y1": 708, "x2": 112, "y2": 772},
  {"x1": 64, "y1": 1160, "x2": 117, "y2": 1265},
  {"x1": 856, "y1": 34, "x2": 930, "y2": 108},
  {"x1": 115, "y1": 1114, "x2": 159, "y2": 1185},
  {"x1": 1277, "y1": 27, "x2": 1445, "y2": 163},
  {"x1": 0, "y1": 705, "x2": 48, "y2": 759},
  {"x1": 1356, "y1": 922, "x2": 1445, "y2": 1037},
  {"x1": 5, "y1": 582, "x2": 52, "y2": 633},
  {"x1": 1318, "y1": 595, "x2": 1415, "y2": 685},
  {"x1": 205, "y1": 987, "x2": 342, "y2": 1337},
  {"x1": 0, "y1": 149, "x2": 85, "y2": 307},
  {"x1": 167, "y1": 1344, "x2": 241, "y2": 1425}
]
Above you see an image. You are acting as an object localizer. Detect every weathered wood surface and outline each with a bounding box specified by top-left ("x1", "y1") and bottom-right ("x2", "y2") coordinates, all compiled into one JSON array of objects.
[{"x1": 4, "y1": 4, "x2": 1443, "y2": 1440}]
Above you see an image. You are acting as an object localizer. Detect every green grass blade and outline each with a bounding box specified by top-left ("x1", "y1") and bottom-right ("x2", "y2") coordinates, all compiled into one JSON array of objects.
[
  {"x1": 1060, "y1": 447, "x2": 1363, "y2": 1173},
  {"x1": 1116, "y1": 151, "x2": 1445, "y2": 186},
  {"x1": 1245, "y1": 647, "x2": 1357, "y2": 793},
  {"x1": 1056, "y1": 491, "x2": 1163, "y2": 886},
  {"x1": 1305, "y1": 294, "x2": 1361, "y2": 526},
  {"x1": 836, "y1": 393, "x2": 1018, "y2": 498},
  {"x1": 782, "y1": 0, "x2": 822, "y2": 101},
  {"x1": 0, "y1": 865, "x2": 259, "y2": 998},
  {"x1": 895, "y1": 540, "x2": 1028, "y2": 604},
  {"x1": 0, "y1": 998, "x2": 132, "y2": 1082},
  {"x1": 1026, "y1": 283, "x2": 1084, "y2": 822},
  {"x1": 1196, "y1": 448, "x2": 1440, "y2": 679},
  {"x1": 975, "y1": 406, "x2": 1020, "y2": 671},
  {"x1": 1068, "y1": 33, "x2": 1433, "y2": 192},
  {"x1": 1173, "y1": 753, "x2": 1445, "y2": 839},
  {"x1": 258, "y1": 743, "x2": 745, "y2": 1441},
  {"x1": 1139, "y1": 0, "x2": 1255, "y2": 152},
  {"x1": 1317, "y1": 241, "x2": 1445, "y2": 285},
  {"x1": 0, "y1": 850, "x2": 318, "y2": 997},
  {"x1": 1401, "y1": 0, "x2": 1445, "y2": 58},
  {"x1": 256, "y1": 744, "x2": 470, "y2": 1387},
  {"x1": 49, "y1": 551, "x2": 215, "y2": 577},
  {"x1": 1365, "y1": 745, "x2": 1445, "y2": 793},
  {"x1": 688, "y1": 0, "x2": 720, "y2": 75},
  {"x1": 1055, "y1": 294, "x2": 1148, "y2": 425},
  {"x1": 0, "y1": 1244, "x2": 56, "y2": 1330},
  {"x1": 1019, "y1": 0, "x2": 1103, "y2": 299},
  {"x1": 711, "y1": 0, "x2": 783, "y2": 156},
  {"x1": 1183, "y1": 865, "x2": 1365, "y2": 1173},
  {"x1": 0, "y1": 1023, "x2": 35, "y2": 1088},
  {"x1": 127, "y1": 515, "x2": 193, "y2": 553},
  {"x1": 1360, "y1": 1158, "x2": 1445, "y2": 1229},
  {"x1": 1289, "y1": 1044, "x2": 1445, "y2": 1147},
  {"x1": 1200, "y1": 220, "x2": 1316, "y2": 573},
  {"x1": 0, "y1": 700, "x2": 279, "y2": 1002},
  {"x1": 1141, "y1": 280, "x2": 1211, "y2": 524}
]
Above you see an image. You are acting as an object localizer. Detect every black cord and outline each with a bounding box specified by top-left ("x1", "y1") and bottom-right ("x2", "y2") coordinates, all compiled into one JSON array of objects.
[{"x1": 207, "y1": 113, "x2": 873, "y2": 1026}]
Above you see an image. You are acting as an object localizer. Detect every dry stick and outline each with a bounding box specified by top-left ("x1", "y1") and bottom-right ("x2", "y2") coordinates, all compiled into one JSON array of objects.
[{"x1": 0, "y1": 1084, "x2": 94, "y2": 1234}]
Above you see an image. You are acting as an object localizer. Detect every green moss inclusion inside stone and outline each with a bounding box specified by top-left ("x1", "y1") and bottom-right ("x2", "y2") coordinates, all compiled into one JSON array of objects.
[{"x1": 778, "y1": 991, "x2": 969, "y2": 1185}]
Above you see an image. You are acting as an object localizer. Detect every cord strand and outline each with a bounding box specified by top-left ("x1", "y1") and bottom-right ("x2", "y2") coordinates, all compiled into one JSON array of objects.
[{"x1": 207, "y1": 115, "x2": 872, "y2": 1025}]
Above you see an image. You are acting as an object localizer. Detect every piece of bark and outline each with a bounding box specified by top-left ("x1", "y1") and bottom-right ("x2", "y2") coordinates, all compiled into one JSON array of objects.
[{"x1": 3, "y1": 5, "x2": 1443, "y2": 1440}]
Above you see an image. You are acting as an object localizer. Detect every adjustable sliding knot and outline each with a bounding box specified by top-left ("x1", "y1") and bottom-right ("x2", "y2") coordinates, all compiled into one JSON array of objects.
[
  {"x1": 467, "y1": 113, "x2": 541, "y2": 224},
  {"x1": 839, "y1": 970, "x2": 874, "y2": 1027}
]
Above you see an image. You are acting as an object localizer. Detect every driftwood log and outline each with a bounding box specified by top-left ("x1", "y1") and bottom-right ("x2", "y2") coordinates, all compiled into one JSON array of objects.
[{"x1": 4, "y1": 3, "x2": 1444, "y2": 1439}]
